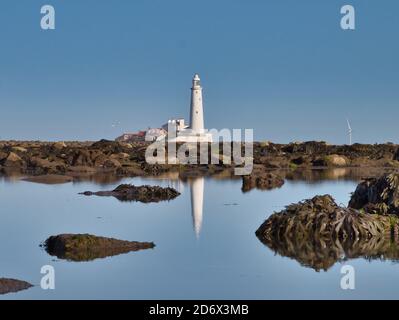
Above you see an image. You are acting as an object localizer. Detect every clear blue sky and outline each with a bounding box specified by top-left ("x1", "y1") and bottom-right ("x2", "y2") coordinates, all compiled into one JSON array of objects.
[{"x1": 0, "y1": 0, "x2": 398, "y2": 143}]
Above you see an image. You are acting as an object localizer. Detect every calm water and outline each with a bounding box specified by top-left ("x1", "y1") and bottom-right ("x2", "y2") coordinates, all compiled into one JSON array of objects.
[{"x1": 1, "y1": 170, "x2": 399, "y2": 299}]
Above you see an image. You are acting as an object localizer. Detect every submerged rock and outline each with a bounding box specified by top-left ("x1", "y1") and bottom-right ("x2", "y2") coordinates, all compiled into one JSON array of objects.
[
  {"x1": 349, "y1": 173, "x2": 399, "y2": 215},
  {"x1": 44, "y1": 234, "x2": 155, "y2": 262},
  {"x1": 0, "y1": 278, "x2": 33, "y2": 295},
  {"x1": 242, "y1": 172, "x2": 284, "y2": 192},
  {"x1": 80, "y1": 184, "x2": 180, "y2": 203}
]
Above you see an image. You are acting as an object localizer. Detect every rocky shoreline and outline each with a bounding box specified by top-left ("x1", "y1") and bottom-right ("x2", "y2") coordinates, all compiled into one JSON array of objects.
[
  {"x1": 1, "y1": 140, "x2": 399, "y2": 179},
  {"x1": 3, "y1": 139, "x2": 399, "y2": 291}
]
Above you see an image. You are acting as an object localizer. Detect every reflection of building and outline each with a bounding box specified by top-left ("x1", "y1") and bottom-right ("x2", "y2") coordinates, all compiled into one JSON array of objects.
[{"x1": 190, "y1": 177, "x2": 204, "y2": 239}]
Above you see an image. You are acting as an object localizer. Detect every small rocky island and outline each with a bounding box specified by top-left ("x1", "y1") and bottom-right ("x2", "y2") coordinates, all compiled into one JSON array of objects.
[
  {"x1": 256, "y1": 173, "x2": 399, "y2": 271},
  {"x1": 44, "y1": 234, "x2": 155, "y2": 262},
  {"x1": 0, "y1": 278, "x2": 33, "y2": 295},
  {"x1": 80, "y1": 184, "x2": 180, "y2": 203}
]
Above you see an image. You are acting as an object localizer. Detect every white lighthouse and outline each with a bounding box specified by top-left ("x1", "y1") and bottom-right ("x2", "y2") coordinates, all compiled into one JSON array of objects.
[
  {"x1": 190, "y1": 74, "x2": 204, "y2": 133},
  {"x1": 162, "y1": 73, "x2": 213, "y2": 143}
]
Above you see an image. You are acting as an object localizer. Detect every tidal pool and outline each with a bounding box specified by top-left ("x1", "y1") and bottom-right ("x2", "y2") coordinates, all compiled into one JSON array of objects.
[{"x1": 1, "y1": 169, "x2": 398, "y2": 299}]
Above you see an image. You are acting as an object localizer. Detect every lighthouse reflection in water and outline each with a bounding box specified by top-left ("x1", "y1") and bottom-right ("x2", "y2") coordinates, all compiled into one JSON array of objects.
[
  {"x1": 189, "y1": 177, "x2": 204, "y2": 239},
  {"x1": 144, "y1": 174, "x2": 205, "y2": 238}
]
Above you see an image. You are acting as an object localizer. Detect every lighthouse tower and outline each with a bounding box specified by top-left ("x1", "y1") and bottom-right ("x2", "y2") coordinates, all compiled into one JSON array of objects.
[{"x1": 190, "y1": 74, "x2": 204, "y2": 133}]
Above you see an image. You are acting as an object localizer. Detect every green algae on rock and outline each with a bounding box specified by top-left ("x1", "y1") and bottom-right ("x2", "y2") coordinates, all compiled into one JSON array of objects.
[
  {"x1": 256, "y1": 195, "x2": 399, "y2": 271},
  {"x1": 44, "y1": 234, "x2": 155, "y2": 262},
  {"x1": 256, "y1": 195, "x2": 399, "y2": 242}
]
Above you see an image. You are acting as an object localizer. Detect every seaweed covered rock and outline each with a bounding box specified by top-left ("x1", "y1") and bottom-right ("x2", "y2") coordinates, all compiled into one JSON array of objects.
[
  {"x1": 256, "y1": 195, "x2": 399, "y2": 271},
  {"x1": 349, "y1": 173, "x2": 399, "y2": 215},
  {"x1": 0, "y1": 278, "x2": 33, "y2": 295},
  {"x1": 44, "y1": 234, "x2": 155, "y2": 262},
  {"x1": 256, "y1": 195, "x2": 398, "y2": 242},
  {"x1": 80, "y1": 184, "x2": 180, "y2": 203},
  {"x1": 90, "y1": 139, "x2": 125, "y2": 154},
  {"x1": 242, "y1": 172, "x2": 284, "y2": 192}
]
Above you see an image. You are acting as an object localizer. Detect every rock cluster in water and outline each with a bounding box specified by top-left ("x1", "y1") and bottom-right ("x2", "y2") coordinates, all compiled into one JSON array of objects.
[
  {"x1": 349, "y1": 173, "x2": 399, "y2": 215},
  {"x1": 256, "y1": 174, "x2": 399, "y2": 271},
  {"x1": 44, "y1": 234, "x2": 155, "y2": 262},
  {"x1": 80, "y1": 184, "x2": 180, "y2": 203},
  {"x1": 256, "y1": 195, "x2": 398, "y2": 242}
]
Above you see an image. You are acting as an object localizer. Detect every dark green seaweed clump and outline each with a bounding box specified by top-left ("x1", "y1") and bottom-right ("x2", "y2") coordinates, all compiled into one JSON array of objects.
[
  {"x1": 256, "y1": 195, "x2": 399, "y2": 271},
  {"x1": 80, "y1": 184, "x2": 180, "y2": 203},
  {"x1": 44, "y1": 234, "x2": 155, "y2": 262}
]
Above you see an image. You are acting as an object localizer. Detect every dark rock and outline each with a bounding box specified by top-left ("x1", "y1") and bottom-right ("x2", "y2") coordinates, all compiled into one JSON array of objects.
[
  {"x1": 1, "y1": 140, "x2": 399, "y2": 178},
  {"x1": 103, "y1": 158, "x2": 121, "y2": 168},
  {"x1": 256, "y1": 195, "x2": 399, "y2": 271},
  {"x1": 349, "y1": 173, "x2": 399, "y2": 215},
  {"x1": 0, "y1": 151, "x2": 8, "y2": 163},
  {"x1": 291, "y1": 156, "x2": 307, "y2": 165},
  {"x1": 0, "y1": 278, "x2": 33, "y2": 295},
  {"x1": 256, "y1": 195, "x2": 398, "y2": 242},
  {"x1": 71, "y1": 149, "x2": 93, "y2": 167},
  {"x1": 242, "y1": 172, "x2": 284, "y2": 192},
  {"x1": 90, "y1": 139, "x2": 125, "y2": 154},
  {"x1": 44, "y1": 234, "x2": 155, "y2": 262},
  {"x1": 80, "y1": 184, "x2": 180, "y2": 203}
]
